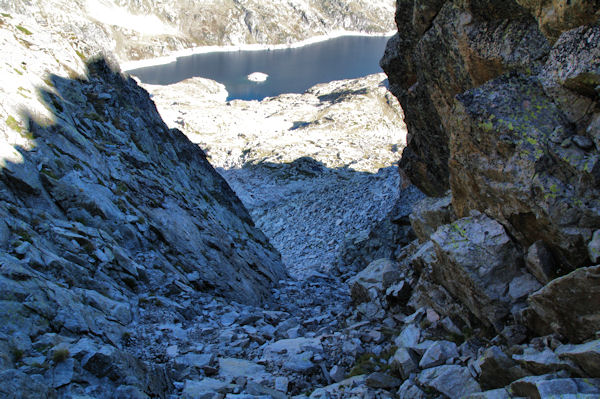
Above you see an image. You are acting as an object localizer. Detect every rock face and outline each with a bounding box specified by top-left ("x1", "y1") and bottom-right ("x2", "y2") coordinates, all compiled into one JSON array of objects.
[
  {"x1": 1, "y1": 0, "x2": 395, "y2": 63},
  {"x1": 380, "y1": 0, "x2": 551, "y2": 196},
  {"x1": 377, "y1": 0, "x2": 600, "y2": 397}
]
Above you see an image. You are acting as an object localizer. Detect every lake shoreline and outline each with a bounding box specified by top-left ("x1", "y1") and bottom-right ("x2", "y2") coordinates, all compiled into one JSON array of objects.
[{"x1": 121, "y1": 30, "x2": 396, "y2": 72}]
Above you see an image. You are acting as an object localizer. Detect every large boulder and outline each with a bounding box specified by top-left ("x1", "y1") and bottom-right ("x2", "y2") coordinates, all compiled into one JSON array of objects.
[
  {"x1": 430, "y1": 213, "x2": 528, "y2": 330},
  {"x1": 524, "y1": 265, "x2": 600, "y2": 343},
  {"x1": 450, "y1": 72, "x2": 600, "y2": 270}
]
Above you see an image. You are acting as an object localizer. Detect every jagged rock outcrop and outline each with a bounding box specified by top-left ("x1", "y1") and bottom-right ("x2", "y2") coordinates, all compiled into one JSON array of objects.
[
  {"x1": 381, "y1": 0, "x2": 552, "y2": 196},
  {"x1": 377, "y1": 0, "x2": 600, "y2": 397},
  {"x1": 0, "y1": 0, "x2": 395, "y2": 63}
]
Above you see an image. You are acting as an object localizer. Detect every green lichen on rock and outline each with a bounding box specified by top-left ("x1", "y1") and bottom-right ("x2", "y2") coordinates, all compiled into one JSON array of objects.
[
  {"x1": 15, "y1": 25, "x2": 32, "y2": 35},
  {"x1": 6, "y1": 115, "x2": 22, "y2": 133}
]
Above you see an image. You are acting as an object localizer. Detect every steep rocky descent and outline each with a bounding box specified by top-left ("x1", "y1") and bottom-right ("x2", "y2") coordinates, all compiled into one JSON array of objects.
[
  {"x1": 0, "y1": 0, "x2": 395, "y2": 63},
  {"x1": 143, "y1": 73, "x2": 410, "y2": 279},
  {"x1": 0, "y1": 6, "x2": 430, "y2": 399},
  {"x1": 0, "y1": 11, "x2": 303, "y2": 397},
  {"x1": 369, "y1": 0, "x2": 600, "y2": 397}
]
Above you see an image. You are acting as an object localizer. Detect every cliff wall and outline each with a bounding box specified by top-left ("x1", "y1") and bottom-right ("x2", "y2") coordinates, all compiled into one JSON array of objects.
[{"x1": 371, "y1": 0, "x2": 600, "y2": 396}]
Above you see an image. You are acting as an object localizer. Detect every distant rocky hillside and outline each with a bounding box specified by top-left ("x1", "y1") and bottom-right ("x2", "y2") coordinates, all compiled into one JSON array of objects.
[
  {"x1": 143, "y1": 73, "x2": 405, "y2": 172},
  {"x1": 0, "y1": 0, "x2": 394, "y2": 63}
]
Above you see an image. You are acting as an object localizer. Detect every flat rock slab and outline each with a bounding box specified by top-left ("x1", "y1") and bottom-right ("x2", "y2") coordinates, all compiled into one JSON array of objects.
[
  {"x1": 218, "y1": 358, "x2": 269, "y2": 382},
  {"x1": 417, "y1": 364, "x2": 481, "y2": 398}
]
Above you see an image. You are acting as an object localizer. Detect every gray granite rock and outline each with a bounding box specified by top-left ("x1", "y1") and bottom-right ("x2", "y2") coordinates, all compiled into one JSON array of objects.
[{"x1": 417, "y1": 365, "x2": 481, "y2": 398}]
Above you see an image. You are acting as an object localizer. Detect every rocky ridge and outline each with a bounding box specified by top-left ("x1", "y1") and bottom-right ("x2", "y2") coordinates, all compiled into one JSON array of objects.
[{"x1": 0, "y1": 0, "x2": 395, "y2": 63}]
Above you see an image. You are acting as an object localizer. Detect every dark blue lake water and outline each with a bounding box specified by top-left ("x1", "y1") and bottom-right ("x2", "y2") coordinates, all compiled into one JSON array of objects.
[{"x1": 128, "y1": 35, "x2": 391, "y2": 101}]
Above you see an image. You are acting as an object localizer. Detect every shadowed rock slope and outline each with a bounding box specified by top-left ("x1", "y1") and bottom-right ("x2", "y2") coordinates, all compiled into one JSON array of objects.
[{"x1": 0, "y1": 13, "x2": 286, "y2": 397}]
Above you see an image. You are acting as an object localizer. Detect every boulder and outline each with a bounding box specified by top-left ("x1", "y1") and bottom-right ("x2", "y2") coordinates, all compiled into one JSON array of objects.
[
  {"x1": 409, "y1": 193, "x2": 456, "y2": 242},
  {"x1": 417, "y1": 364, "x2": 481, "y2": 398},
  {"x1": 525, "y1": 265, "x2": 600, "y2": 343},
  {"x1": 478, "y1": 346, "x2": 530, "y2": 390},
  {"x1": 348, "y1": 258, "x2": 402, "y2": 304},
  {"x1": 365, "y1": 372, "x2": 402, "y2": 389},
  {"x1": 511, "y1": 375, "x2": 600, "y2": 398},
  {"x1": 512, "y1": 347, "x2": 579, "y2": 375},
  {"x1": 450, "y1": 72, "x2": 600, "y2": 270},
  {"x1": 556, "y1": 340, "x2": 600, "y2": 377},
  {"x1": 430, "y1": 213, "x2": 523, "y2": 330}
]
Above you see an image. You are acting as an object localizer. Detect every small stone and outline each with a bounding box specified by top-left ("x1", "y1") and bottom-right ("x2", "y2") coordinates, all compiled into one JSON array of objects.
[
  {"x1": 462, "y1": 388, "x2": 512, "y2": 399},
  {"x1": 426, "y1": 308, "x2": 440, "y2": 323},
  {"x1": 391, "y1": 347, "x2": 419, "y2": 379},
  {"x1": 365, "y1": 372, "x2": 402, "y2": 389},
  {"x1": 526, "y1": 241, "x2": 557, "y2": 284},
  {"x1": 15, "y1": 241, "x2": 31, "y2": 255},
  {"x1": 419, "y1": 340, "x2": 459, "y2": 369},
  {"x1": 397, "y1": 379, "x2": 428, "y2": 399},
  {"x1": 166, "y1": 345, "x2": 179, "y2": 357},
  {"x1": 508, "y1": 273, "x2": 542, "y2": 301},
  {"x1": 572, "y1": 135, "x2": 594, "y2": 150},
  {"x1": 394, "y1": 324, "x2": 421, "y2": 350},
  {"x1": 275, "y1": 376, "x2": 289, "y2": 392},
  {"x1": 218, "y1": 358, "x2": 267, "y2": 382},
  {"x1": 329, "y1": 365, "x2": 346, "y2": 383},
  {"x1": 588, "y1": 230, "x2": 600, "y2": 263},
  {"x1": 51, "y1": 358, "x2": 74, "y2": 388},
  {"x1": 175, "y1": 353, "x2": 214, "y2": 370},
  {"x1": 221, "y1": 311, "x2": 240, "y2": 326},
  {"x1": 182, "y1": 378, "x2": 229, "y2": 399},
  {"x1": 417, "y1": 365, "x2": 481, "y2": 398}
]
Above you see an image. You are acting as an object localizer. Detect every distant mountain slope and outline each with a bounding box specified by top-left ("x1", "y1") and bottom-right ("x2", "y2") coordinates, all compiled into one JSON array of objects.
[{"x1": 0, "y1": 0, "x2": 394, "y2": 62}]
